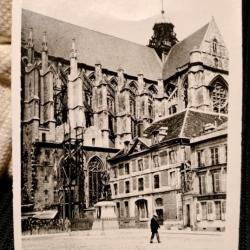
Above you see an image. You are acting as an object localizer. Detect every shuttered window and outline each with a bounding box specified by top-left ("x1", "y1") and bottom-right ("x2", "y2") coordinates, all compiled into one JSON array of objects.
[
  {"x1": 145, "y1": 175, "x2": 150, "y2": 188},
  {"x1": 200, "y1": 175, "x2": 206, "y2": 194},
  {"x1": 170, "y1": 171, "x2": 176, "y2": 187},
  {"x1": 114, "y1": 183, "x2": 118, "y2": 195},
  {"x1": 144, "y1": 156, "x2": 150, "y2": 169},
  {"x1": 125, "y1": 163, "x2": 130, "y2": 175},
  {"x1": 201, "y1": 202, "x2": 207, "y2": 220},
  {"x1": 119, "y1": 164, "x2": 124, "y2": 176},
  {"x1": 132, "y1": 177, "x2": 137, "y2": 190},
  {"x1": 119, "y1": 180, "x2": 124, "y2": 194},
  {"x1": 213, "y1": 172, "x2": 221, "y2": 192},
  {"x1": 138, "y1": 159, "x2": 143, "y2": 171},
  {"x1": 154, "y1": 175, "x2": 160, "y2": 189},
  {"x1": 125, "y1": 181, "x2": 130, "y2": 193},
  {"x1": 124, "y1": 201, "x2": 129, "y2": 217},
  {"x1": 197, "y1": 150, "x2": 204, "y2": 167},
  {"x1": 132, "y1": 160, "x2": 137, "y2": 172},
  {"x1": 138, "y1": 178, "x2": 144, "y2": 191},
  {"x1": 161, "y1": 171, "x2": 168, "y2": 186},
  {"x1": 153, "y1": 155, "x2": 159, "y2": 168},
  {"x1": 211, "y1": 147, "x2": 219, "y2": 165},
  {"x1": 222, "y1": 200, "x2": 226, "y2": 213},
  {"x1": 215, "y1": 201, "x2": 222, "y2": 220},
  {"x1": 160, "y1": 151, "x2": 168, "y2": 165},
  {"x1": 207, "y1": 202, "x2": 213, "y2": 214},
  {"x1": 196, "y1": 203, "x2": 200, "y2": 214},
  {"x1": 169, "y1": 150, "x2": 177, "y2": 164}
]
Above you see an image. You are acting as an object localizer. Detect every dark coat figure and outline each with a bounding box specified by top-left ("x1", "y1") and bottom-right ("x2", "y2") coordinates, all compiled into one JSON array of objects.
[{"x1": 150, "y1": 215, "x2": 161, "y2": 243}]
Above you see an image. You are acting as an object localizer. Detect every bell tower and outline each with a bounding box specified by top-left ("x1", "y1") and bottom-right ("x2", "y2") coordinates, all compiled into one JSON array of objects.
[{"x1": 148, "y1": 0, "x2": 178, "y2": 59}]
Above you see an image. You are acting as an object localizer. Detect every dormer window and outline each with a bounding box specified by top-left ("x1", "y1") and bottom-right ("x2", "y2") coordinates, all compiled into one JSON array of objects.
[{"x1": 152, "y1": 131, "x2": 159, "y2": 144}]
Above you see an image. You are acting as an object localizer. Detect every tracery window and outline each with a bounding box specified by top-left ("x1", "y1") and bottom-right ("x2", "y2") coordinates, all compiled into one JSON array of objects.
[
  {"x1": 54, "y1": 67, "x2": 68, "y2": 126},
  {"x1": 211, "y1": 81, "x2": 228, "y2": 114},
  {"x1": 88, "y1": 157, "x2": 106, "y2": 207}
]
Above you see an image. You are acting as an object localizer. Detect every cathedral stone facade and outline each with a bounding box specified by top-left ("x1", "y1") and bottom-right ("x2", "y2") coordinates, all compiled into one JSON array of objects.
[{"x1": 21, "y1": 9, "x2": 229, "y2": 231}]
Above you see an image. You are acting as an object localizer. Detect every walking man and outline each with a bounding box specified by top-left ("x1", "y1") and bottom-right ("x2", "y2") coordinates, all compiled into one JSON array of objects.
[{"x1": 150, "y1": 213, "x2": 161, "y2": 243}]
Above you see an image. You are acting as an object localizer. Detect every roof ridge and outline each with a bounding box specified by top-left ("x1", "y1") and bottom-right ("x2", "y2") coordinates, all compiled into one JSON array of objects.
[
  {"x1": 188, "y1": 108, "x2": 228, "y2": 117},
  {"x1": 22, "y1": 8, "x2": 157, "y2": 51},
  {"x1": 179, "y1": 23, "x2": 209, "y2": 46},
  {"x1": 162, "y1": 22, "x2": 210, "y2": 80}
]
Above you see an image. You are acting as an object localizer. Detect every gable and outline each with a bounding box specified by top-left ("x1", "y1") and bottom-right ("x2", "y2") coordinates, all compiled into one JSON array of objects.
[
  {"x1": 127, "y1": 138, "x2": 150, "y2": 155},
  {"x1": 199, "y1": 18, "x2": 229, "y2": 71},
  {"x1": 162, "y1": 23, "x2": 209, "y2": 80}
]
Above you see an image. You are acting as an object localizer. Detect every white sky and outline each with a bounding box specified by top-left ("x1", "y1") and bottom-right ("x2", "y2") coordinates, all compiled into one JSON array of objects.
[{"x1": 22, "y1": 0, "x2": 236, "y2": 46}]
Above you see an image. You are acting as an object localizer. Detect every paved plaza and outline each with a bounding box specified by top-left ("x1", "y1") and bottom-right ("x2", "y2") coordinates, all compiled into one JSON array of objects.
[{"x1": 22, "y1": 229, "x2": 226, "y2": 250}]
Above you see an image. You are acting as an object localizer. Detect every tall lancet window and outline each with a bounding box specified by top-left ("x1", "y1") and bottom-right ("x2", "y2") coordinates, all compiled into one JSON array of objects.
[
  {"x1": 183, "y1": 78, "x2": 188, "y2": 108},
  {"x1": 212, "y1": 38, "x2": 218, "y2": 54},
  {"x1": 210, "y1": 77, "x2": 228, "y2": 114}
]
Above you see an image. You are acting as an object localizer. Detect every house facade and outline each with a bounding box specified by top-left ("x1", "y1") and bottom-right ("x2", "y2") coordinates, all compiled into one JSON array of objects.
[
  {"x1": 182, "y1": 122, "x2": 227, "y2": 231},
  {"x1": 21, "y1": 9, "x2": 229, "y2": 230}
]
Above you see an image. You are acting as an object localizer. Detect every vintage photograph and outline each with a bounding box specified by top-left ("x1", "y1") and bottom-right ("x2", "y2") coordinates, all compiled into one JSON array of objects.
[{"x1": 18, "y1": 0, "x2": 241, "y2": 249}]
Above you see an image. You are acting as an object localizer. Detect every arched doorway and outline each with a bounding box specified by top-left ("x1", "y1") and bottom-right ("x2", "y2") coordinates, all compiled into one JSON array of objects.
[{"x1": 88, "y1": 156, "x2": 108, "y2": 207}]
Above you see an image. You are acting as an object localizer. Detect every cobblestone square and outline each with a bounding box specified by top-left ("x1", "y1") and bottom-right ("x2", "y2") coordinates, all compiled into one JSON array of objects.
[{"x1": 22, "y1": 229, "x2": 225, "y2": 250}]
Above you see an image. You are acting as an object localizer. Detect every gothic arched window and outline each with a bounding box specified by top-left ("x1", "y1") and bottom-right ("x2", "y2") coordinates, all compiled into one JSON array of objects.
[
  {"x1": 210, "y1": 78, "x2": 228, "y2": 114},
  {"x1": 183, "y1": 78, "x2": 188, "y2": 108},
  {"x1": 88, "y1": 157, "x2": 108, "y2": 207}
]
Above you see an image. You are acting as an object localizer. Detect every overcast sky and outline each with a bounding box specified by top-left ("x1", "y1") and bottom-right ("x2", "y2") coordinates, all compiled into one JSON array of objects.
[{"x1": 22, "y1": 0, "x2": 238, "y2": 47}]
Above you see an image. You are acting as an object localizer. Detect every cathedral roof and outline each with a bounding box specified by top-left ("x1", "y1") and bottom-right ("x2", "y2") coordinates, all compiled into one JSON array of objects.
[
  {"x1": 162, "y1": 23, "x2": 209, "y2": 80},
  {"x1": 22, "y1": 9, "x2": 162, "y2": 81},
  {"x1": 145, "y1": 109, "x2": 228, "y2": 142}
]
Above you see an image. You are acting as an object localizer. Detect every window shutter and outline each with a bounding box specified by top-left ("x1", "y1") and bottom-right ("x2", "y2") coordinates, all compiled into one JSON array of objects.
[
  {"x1": 196, "y1": 203, "x2": 201, "y2": 221},
  {"x1": 119, "y1": 180, "x2": 124, "y2": 194},
  {"x1": 221, "y1": 200, "x2": 226, "y2": 220},
  {"x1": 161, "y1": 170, "x2": 168, "y2": 186},
  {"x1": 132, "y1": 177, "x2": 137, "y2": 190},
  {"x1": 132, "y1": 160, "x2": 137, "y2": 172},
  {"x1": 221, "y1": 168, "x2": 226, "y2": 192},
  {"x1": 206, "y1": 171, "x2": 213, "y2": 193},
  {"x1": 145, "y1": 174, "x2": 150, "y2": 188},
  {"x1": 144, "y1": 156, "x2": 150, "y2": 169},
  {"x1": 120, "y1": 202, "x2": 124, "y2": 217},
  {"x1": 204, "y1": 149, "x2": 211, "y2": 166},
  {"x1": 160, "y1": 151, "x2": 168, "y2": 165},
  {"x1": 211, "y1": 202, "x2": 216, "y2": 220},
  {"x1": 218, "y1": 146, "x2": 226, "y2": 164},
  {"x1": 213, "y1": 172, "x2": 221, "y2": 192}
]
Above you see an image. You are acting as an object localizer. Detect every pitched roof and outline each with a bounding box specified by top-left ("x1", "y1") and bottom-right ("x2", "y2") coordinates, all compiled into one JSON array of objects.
[
  {"x1": 144, "y1": 111, "x2": 186, "y2": 140},
  {"x1": 144, "y1": 109, "x2": 227, "y2": 141},
  {"x1": 22, "y1": 9, "x2": 162, "y2": 81},
  {"x1": 162, "y1": 23, "x2": 209, "y2": 80}
]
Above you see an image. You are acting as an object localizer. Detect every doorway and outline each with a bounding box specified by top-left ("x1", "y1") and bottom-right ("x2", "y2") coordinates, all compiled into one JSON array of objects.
[
  {"x1": 156, "y1": 209, "x2": 164, "y2": 225},
  {"x1": 186, "y1": 204, "x2": 191, "y2": 227}
]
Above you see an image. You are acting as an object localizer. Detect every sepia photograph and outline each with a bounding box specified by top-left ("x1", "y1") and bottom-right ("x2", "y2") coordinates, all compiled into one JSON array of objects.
[{"x1": 13, "y1": 0, "x2": 242, "y2": 249}]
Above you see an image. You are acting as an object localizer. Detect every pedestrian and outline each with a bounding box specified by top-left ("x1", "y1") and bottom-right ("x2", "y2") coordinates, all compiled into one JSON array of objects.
[
  {"x1": 64, "y1": 217, "x2": 71, "y2": 232},
  {"x1": 150, "y1": 213, "x2": 161, "y2": 243}
]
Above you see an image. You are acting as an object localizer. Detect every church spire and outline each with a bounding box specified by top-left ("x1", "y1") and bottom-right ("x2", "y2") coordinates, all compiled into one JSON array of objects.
[{"x1": 161, "y1": 0, "x2": 166, "y2": 21}]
